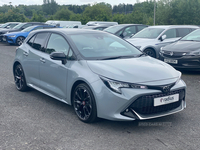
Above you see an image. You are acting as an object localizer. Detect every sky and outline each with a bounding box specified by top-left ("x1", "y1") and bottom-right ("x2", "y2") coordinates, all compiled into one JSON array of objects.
[{"x1": 0, "y1": 0, "x2": 146, "y2": 7}]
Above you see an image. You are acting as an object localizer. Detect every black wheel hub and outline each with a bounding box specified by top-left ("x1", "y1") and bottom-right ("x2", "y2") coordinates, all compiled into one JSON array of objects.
[
  {"x1": 73, "y1": 87, "x2": 92, "y2": 121},
  {"x1": 14, "y1": 66, "x2": 24, "y2": 90}
]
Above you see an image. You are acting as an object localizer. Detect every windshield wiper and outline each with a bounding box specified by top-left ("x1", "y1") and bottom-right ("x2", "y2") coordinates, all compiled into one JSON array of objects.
[
  {"x1": 181, "y1": 40, "x2": 200, "y2": 42},
  {"x1": 136, "y1": 53, "x2": 146, "y2": 57},
  {"x1": 100, "y1": 55, "x2": 134, "y2": 60}
]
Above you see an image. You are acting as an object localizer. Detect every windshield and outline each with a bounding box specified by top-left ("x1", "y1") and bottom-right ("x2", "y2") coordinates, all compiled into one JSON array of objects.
[
  {"x1": 181, "y1": 29, "x2": 200, "y2": 41},
  {"x1": 0, "y1": 23, "x2": 9, "y2": 28},
  {"x1": 70, "y1": 33, "x2": 142, "y2": 60},
  {"x1": 104, "y1": 25, "x2": 124, "y2": 34},
  {"x1": 21, "y1": 26, "x2": 36, "y2": 32},
  {"x1": 133, "y1": 28, "x2": 165, "y2": 39},
  {"x1": 13, "y1": 23, "x2": 25, "y2": 29}
]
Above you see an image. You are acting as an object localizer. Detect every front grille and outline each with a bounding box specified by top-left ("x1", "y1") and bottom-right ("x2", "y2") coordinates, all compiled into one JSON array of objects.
[{"x1": 129, "y1": 89, "x2": 185, "y2": 115}]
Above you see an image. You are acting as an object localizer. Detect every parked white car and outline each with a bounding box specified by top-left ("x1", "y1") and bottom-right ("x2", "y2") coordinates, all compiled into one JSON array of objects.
[
  {"x1": 45, "y1": 20, "x2": 82, "y2": 28},
  {"x1": 126, "y1": 25, "x2": 199, "y2": 58}
]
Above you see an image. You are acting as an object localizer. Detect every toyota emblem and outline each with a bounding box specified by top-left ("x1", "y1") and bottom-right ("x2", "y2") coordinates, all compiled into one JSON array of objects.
[
  {"x1": 163, "y1": 86, "x2": 170, "y2": 93},
  {"x1": 170, "y1": 51, "x2": 173, "y2": 56}
]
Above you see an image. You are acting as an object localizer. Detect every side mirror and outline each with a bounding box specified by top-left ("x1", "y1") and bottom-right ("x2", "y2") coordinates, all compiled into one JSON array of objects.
[
  {"x1": 130, "y1": 33, "x2": 135, "y2": 38},
  {"x1": 122, "y1": 32, "x2": 127, "y2": 37},
  {"x1": 50, "y1": 52, "x2": 67, "y2": 64},
  {"x1": 160, "y1": 35, "x2": 167, "y2": 41},
  {"x1": 6, "y1": 26, "x2": 10, "y2": 29}
]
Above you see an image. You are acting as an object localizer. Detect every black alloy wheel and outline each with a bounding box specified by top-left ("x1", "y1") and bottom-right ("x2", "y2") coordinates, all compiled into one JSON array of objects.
[
  {"x1": 72, "y1": 83, "x2": 97, "y2": 123},
  {"x1": 144, "y1": 49, "x2": 156, "y2": 58},
  {"x1": 16, "y1": 36, "x2": 25, "y2": 46},
  {"x1": 14, "y1": 64, "x2": 28, "y2": 91}
]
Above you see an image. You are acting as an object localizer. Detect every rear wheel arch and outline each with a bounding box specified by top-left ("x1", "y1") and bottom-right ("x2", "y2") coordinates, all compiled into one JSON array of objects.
[{"x1": 13, "y1": 61, "x2": 21, "y2": 75}]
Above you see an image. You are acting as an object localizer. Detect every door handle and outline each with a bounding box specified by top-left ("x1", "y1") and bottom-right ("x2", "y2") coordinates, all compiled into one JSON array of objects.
[
  {"x1": 23, "y1": 52, "x2": 28, "y2": 56},
  {"x1": 40, "y1": 58, "x2": 46, "y2": 63}
]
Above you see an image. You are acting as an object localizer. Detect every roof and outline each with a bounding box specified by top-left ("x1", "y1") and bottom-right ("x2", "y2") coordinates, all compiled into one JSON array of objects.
[
  {"x1": 30, "y1": 28, "x2": 106, "y2": 35},
  {"x1": 148, "y1": 25, "x2": 199, "y2": 29}
]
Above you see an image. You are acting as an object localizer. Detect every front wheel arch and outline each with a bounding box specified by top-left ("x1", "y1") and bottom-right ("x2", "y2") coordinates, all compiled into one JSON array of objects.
[
  {"x1": 16, "y1": 36, "x2": 25, "y2": 46},
  {"x1": 143, "y1": 48, "x2": 156, "y2": 58}
]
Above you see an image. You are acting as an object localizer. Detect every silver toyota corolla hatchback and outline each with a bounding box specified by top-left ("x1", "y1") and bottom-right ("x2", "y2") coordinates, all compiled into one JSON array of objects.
[{"x1": 13, "y1": 29, "x2": 186, "y2": 123}]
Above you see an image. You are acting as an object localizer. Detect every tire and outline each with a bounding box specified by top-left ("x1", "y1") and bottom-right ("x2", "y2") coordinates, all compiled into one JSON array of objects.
[
  {"x1": 144, "y1": 48, "x2": 156, "y2": 58},
  {"x1": 72, "y1": 83, "x2": 97, "y2": 123},
  {"x1": 16, "y1": 36, "x2": 25, "y2": 46},
  {"x1": 14, "y1": 64, "x2": 29, "y2": 91}
]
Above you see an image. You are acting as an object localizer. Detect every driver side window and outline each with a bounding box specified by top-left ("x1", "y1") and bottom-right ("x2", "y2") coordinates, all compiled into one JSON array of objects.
[
  {"x1": 46, "y1": 33, "x2": 69, "y2": 55},
  {"x1": 163, "y1": 29, "x2": 177, "y2": 39}
]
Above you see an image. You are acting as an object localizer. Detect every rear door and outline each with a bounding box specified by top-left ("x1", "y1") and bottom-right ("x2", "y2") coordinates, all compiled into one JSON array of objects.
[
  {"x1": 39, "y1": 33, "x2": 70, "y2": 99},
  {"x1": 23, "y1": 32, "x2": 49, "y2": 87}
]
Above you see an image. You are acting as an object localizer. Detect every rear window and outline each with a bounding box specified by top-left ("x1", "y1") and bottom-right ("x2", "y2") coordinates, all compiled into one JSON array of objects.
[{"x1": 177, "y1": 28, "x2": 191, "y2": 37}]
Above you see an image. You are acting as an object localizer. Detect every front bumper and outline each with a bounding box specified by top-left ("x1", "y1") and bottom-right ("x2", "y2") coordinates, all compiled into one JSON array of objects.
[
  {"x1": 2, "y1": 35, "x2": 15, "y2": 44},
  {"x1": 91, "y1": 79, "x2": 186, "y2": 121}
]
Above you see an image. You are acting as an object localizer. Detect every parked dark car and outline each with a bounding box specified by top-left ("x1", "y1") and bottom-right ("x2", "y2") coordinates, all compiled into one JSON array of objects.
[
  {"x1": 0, "y1": 22, "x2": 46, "y2": 41},
  {"x1": 160, "y1": 29, "x2": 200, "y2": 71},
  {"x1": 82, "y1": 24, "x2": 113, "y2": 31},
  {"x1": 104, "y1": 24, "x2": 148, "y2": 39}
]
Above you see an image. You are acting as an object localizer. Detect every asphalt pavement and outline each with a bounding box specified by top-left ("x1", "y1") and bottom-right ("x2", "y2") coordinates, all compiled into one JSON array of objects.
[{"x1": 0, "y1": 42, "x2": 200, "y2": 150}]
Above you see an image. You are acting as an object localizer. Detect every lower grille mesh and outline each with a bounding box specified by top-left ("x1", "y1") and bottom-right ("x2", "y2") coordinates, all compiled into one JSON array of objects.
[{"x1": 130, "y1": 89, "x2": 185, "y2": 115}]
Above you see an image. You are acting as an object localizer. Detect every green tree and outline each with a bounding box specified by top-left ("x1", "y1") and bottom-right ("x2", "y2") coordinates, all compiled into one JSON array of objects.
[
  {"x1": 53, "y1": 8, "x2": 73, "y2": 20},
  {"x1": 83, "y1": 3, "x2": 112, "y2": 21},
  {"x1": 42, "y1": 0, "x2": 58, "y2": 15},
  {"x1": 2, "y1": 8, "x2": 27, "y2": 22}
]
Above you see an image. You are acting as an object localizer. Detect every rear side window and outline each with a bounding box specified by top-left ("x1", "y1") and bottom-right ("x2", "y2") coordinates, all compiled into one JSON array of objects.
[
  {"x1": 28, "y1": 33, "x2": 49, "y2": 52},
  {"x1": 27, "y1": 35, "x2": 36, "y2": 47},
  {"x1": 177, "y1": 28, "x2": 191, "y2": 37},
  {"x1": 124, "y1": 26, "x2": 136, "y2": 37}
]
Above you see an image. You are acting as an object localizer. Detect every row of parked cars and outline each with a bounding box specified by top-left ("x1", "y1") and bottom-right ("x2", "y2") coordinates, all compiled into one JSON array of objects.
[
  {"x1": 1, "y1": 21, "x2": 200, "y2": 71},
  {"x1": 82, "y1": 23, "x2": 200, "y2": 71}
]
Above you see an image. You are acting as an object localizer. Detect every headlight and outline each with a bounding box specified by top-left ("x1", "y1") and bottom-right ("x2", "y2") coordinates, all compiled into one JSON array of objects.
[
  {"x1": 160, "y1": 47, "x2": 164, "y2": 53},
  {"x1": 183, "y1": 51, "x2": 200, "y2": 56},
  {"x1": 8, "y1": 35, "x2": 16, "y2": 38},
  {"x1": 175, "y1": 71, "x2": 182, "y2": 85},
  {"x1": 100, "y1": 77, "x2": 148, "y2": 94}
]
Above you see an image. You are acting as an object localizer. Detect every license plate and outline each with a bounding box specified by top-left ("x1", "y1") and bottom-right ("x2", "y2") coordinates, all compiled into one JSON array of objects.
[
  {"x1": 154, "y1": 94, "x2": 179, "y2": 107},
  {"x1": 2, "y1": 37, "x2": 6, "y2": 42},
  {"x1": 164, "y1": 59, "x2": 178, "y2": 64}
]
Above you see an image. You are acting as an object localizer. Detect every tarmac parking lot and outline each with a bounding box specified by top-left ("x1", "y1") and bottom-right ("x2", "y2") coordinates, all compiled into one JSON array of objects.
[{"x1": 0, "y1": 42, "x2": 200, "y2": 150}]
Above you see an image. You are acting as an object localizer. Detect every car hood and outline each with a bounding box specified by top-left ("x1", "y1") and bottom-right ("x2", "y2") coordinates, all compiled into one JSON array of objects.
[
  {"x1": 126, "y1": 38, "x2": 156, "y2": 46},
  {"x1": 87, "y1": 56, "x2": 179, "y2": 84},
  {"x1": 1, "y1": 29, "x2": 20, "y2": 33},
  {"x1": 163, "y1": 40, "x2": 200, "y2": 52},
  {"x1": 4, "y1": 31, "x2": 28, "y2": 36}
]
